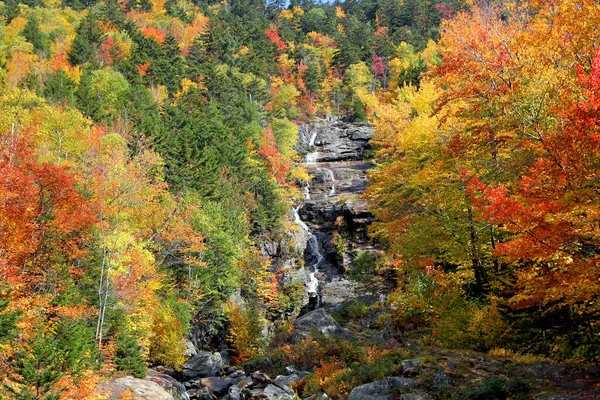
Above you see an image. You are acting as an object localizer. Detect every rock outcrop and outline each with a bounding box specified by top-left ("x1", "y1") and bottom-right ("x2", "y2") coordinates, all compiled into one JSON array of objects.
[
  {"x1": 291, "y1": 308, "x2": 345, "y2": 343},
  {"x1": 292, "y1": 117, "x2": 377, "y2": 310},
  {"x1": 183, "y1": 352, "x2": 224, "y2": 379},
  {"x1": 99, "y1": 376, "x2": 175, "y2": 400},
  {"x1": 347, "y1": 377, "x2": 418, "y2": 400}
]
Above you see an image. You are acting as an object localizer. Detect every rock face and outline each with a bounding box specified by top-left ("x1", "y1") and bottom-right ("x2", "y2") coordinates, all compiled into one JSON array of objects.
[
  {"x1": 99, "y1": 376, "x2": 175, "y2": 400},
  {"x1": 291, "y1": 117, "x2": 377, "y2": 311},
  {"x1": 291, "y1": 308, "x2": 345, "y2": 343},
  {"x1": 347, "y1": 377, "x2": 418, "y2": 400},
  {"x1": 183, "y1": 351, "x2": 224, "y2": 379}
]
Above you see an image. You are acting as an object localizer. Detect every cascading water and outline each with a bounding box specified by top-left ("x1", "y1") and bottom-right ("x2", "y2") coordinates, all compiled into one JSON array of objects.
[
  {"x1": 307, "y1": 234, "x2": 324, "y2": 270},
  {"x1": 293, "y1": 206, "x2": 310, "y2": 234},
  {"x1": 323, "y1": 167, "x2": 336, "y2": 196}
]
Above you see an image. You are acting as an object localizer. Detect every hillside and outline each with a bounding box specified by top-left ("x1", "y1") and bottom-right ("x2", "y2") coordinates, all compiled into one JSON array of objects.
[{"x1": 0, "y1": 0, "x2": 599, "y2": 399}]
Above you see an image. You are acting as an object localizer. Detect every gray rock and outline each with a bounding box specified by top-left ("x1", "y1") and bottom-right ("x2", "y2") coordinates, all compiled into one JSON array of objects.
[
  {"x1": 274, "y1": 373, "x2": 307, "y2": 388},
  {"x1": 401, "y1": 359, "x2": 421, "y2": 376},
  {"x1": 400, "y1": 395, "x2": 426, "y2": 400},
  {"x1": 244, "y1": 357, "x2": 273, "y2": 374},
  {"x1": 98, "y1": 376, "x2": 174, "y2": 400},
  {"x1": 303, "y1": 394, "x2": 330, "y2": 400},
  {"x1": 226, "y1": 385, "x2": 242, "y2": 400},
  {"x1": 147, "y1": 370, "x2": 190, "y2": 400},
  {"x1": 263, "y1": 384, "x2": 295, "y2": 400},
  {"x1": 200, "y1": 377, "x2": 233, "y2": 396},
  {"x1": 185, "y1": 340, "x2": 198, "y2": 357},
  {"x1": 291, "y1": 309, "x2": 344, "y2": 343},
  {"x1": 432, "y1": 370, "x2": 451, "y2": 389},
  {"x1": 195, "y1": 387, "x2": 217, "y2": 400},
  {"x1": 183, "y1": 351, "x2": 224, "y2": 379},
  {"x1": 348, "y1": 377, "x2": 418, "y2": 400}
]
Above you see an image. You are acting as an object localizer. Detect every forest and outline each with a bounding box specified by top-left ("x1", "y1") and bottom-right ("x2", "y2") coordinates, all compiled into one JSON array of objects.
[{"x1": 0, "y1": 0, "x2": 598, "y2": 398}]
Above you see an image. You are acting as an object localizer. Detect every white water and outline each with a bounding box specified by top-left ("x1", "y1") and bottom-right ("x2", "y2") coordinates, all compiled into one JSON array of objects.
[
  {"x1": 324, "y1": 168, "x2": 336, "y2": 182},
  {"x1": 307, "y1": 272, "x2": 319, "y2": 294},
  {"x1": 304, "y1": 183, "x2": 311, "y2": 200},
  {"x1": 309, "y1": 129, "x2": 318, "y2": 147},
  {"x1": 307, "y1": 234, "x2": 324, "y2": 270},
  {"x1": 305, "y1": 153, "x2": 318, "y2": 164},
  {"x1": 293, "y1": 206, "x2": 310, "y2": 234}
]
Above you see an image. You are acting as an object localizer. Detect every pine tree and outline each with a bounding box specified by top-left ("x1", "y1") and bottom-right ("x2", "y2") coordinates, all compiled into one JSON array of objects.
[
  {"x1": 0, "y1": 291, "x2": 19, "y2": 342},
  {"x1": 115, "y1": 333, "x2": 147, "y2": 378},
  {"x1": 6, "y1": 334, "x2": 65, "y2": 400}
]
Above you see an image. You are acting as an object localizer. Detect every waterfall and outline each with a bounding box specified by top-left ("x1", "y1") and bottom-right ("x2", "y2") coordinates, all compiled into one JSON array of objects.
[
  {"x1": 323, "y1": 168, "x2": 336, "y2": 196},
  {"x1": 307, "y1": 234, "x2": 324, "y2": 271},
  {"x1": 304, "y1": 182, "x2": 311, "y2": 200},
  {"x1": 293, "y1": 206, "x2": 310, "y2": 234},
  {"x1": 309, "y1": 129, "x2": 318, "y2": 147},
  {"x1": 305, "y1": 153, "x2": 317, "y2": 164}
]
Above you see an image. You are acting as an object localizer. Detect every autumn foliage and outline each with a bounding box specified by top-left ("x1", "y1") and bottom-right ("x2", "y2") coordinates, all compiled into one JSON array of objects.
[{"x1": 366, "y1": 0, "x2": 600, "y2": 360}]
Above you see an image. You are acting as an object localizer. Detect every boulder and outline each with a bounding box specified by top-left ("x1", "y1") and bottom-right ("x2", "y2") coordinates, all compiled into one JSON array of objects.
[
  {"x1": 98, "y1": 376, "x2": 174, "y2": 400},
  {"x1": 274, "y1": 372, "x2": 307, "y2": 388},
  {"x1": 195, "y1": 387, "x2": 217, "y2": 400},
  {"x1": 184, "y1": 340, "x2": 197, "y2": 358},
  {"x1": 291, "y1": 309, "x2": 344, "y2": 343},
  {"x1": 147, "y1": 370, "x2": 189, "y2": 400},
  {"x1": 348, "y1": 377, "x2": 418, "y2": 400},
  {"x1": 200, "y1": 377, "x2": 233, "y2": 396},
  {"x1": 401, "y1": 359, "x2": 421, "y2": 376},
  {"x1": 431, "y1": 370, "x2": 451, "y2": 389},
  {"x1": 244, "y1": 357, "x2": 273, "y2": 374},
  {"x1": 400, "y1": 395, "x2": 426, "y2": 400},
  {"x1": 183, "y1": 351, "x2": 224, "y2": 379},
  {"x1": 263, "y1": 384, "x2": 295, "y2": 400},
  {"x1": 226, "y1": 385, "x2": 242, "y2": 400}
]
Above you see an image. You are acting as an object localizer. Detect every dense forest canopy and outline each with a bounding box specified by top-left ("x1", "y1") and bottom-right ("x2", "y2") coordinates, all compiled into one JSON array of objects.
[{"x1": 0, "y1": 0, "x2": 599, "y2": 398}]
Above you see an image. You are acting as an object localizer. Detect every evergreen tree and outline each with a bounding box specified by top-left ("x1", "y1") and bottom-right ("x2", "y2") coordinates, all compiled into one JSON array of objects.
[
  {"x1": 43, "y1": 69, "x2": 77, "y2": 106},
  {"x1": 22, "y1": 14, "x2": 49, "y2": 56},
  {"x1": 0, "y1": 290, "x2": 19, "y2": 342},
  {"x1": 68, "y1": 13, "x2": 102, "y2": 66},
  {"x1": 6, "y1": 334, "x2": 65, "y2": 400},
  {"x1": 115, "y1": 333, "x2": 147, "y2": 378}
]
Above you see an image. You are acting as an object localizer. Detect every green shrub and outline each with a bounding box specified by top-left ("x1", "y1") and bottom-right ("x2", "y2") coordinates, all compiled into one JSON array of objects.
[{"x1": 115, "y1": 333, "x2": 147, "y2": 378}]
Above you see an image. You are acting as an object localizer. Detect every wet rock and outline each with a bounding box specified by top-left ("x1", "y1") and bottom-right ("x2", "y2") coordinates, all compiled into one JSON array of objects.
[
  {"x1": 291, "y1": 308, "x2": 345, "y2": 343},
  {"x1": 98, "y1": 376, "x2": 174, "y2": 400},
  {"x1": 183, "y1": 351, "x2": 224, "y2": 379},
  {"x1": 401, "y1": 359, "x2": 421, "y2": 376},
  {"x1": 348, "y1": 377, "x2": 418, "y2": 400}
]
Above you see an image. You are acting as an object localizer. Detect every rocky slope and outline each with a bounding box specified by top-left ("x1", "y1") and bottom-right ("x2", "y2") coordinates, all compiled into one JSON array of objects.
[
  {"x1": 294, "y1": 117, "x2": 378, "y2": 309},
  {"x1": 99, "y1": 119, "x2": 600, "y2": 400}
]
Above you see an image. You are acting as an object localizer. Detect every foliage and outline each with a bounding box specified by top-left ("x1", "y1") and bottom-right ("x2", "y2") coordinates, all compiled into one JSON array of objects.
[
  {"x1": 366, "y1": 0, "x2": 600, "y2": 361},
  {"x1": 223, "y1": 301, "x2": 265, "y2": 365},
  {"x1": 115, "y1": 333, "x2": 147, "y2": 378}
]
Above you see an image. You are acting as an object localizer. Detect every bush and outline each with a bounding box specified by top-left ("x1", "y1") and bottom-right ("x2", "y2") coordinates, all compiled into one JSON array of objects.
[
  {"x1": 224, "y1": 301, "x2": 265, "y2": 364},
  {"x1": 148, "y1": 300, "x2": 188, "y2": 369},
  {"x1": 115, "y1": 333, "x2": 147, "y2": 378}
]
